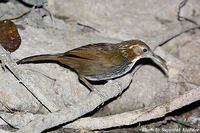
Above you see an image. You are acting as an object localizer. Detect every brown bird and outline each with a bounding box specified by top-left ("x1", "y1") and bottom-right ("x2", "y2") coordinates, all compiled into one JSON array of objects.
[{"x1": 17, "y1": 40, "x2": 168, "y2": 91}]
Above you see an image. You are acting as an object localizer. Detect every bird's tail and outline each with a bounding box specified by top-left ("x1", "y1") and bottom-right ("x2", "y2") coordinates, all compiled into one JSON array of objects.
[{"x1": 17, "y1": 53, "x2": 63, "y2": 64}]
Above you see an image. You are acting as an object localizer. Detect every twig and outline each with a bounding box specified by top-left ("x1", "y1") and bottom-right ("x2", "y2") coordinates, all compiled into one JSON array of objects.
[
  {"x1": 25, "y1": 68, "x2": 56, "y2": 82},
  {"x1": 177, "y1": 0, "x2": 198, "y2": 25},
  {"x1": 152, "y1": 0, "x2": 200, "y2": 51},
  {"x1": 151, "y1": 0, "x2": 200, "y2": 51},
  {"x1": 1, "y1": 82, "x2": 199, "y2": 131},
  {"x1": 77, "y1": 22, "x2": 100, "y2": 32},
  {"x1": 5, "y1": 11, "x2": 31, "y2": 21},
  {"x1": 153, "y1": 25, "x2": 200, "y2": 51},
  {"x1": 0, "y1": 45, "x2": 60, "y2": 112},
  {"x1": 0, "y1": 116, "x2": 18, "y2": 129},
  {"x1": 64, "y1": 86, "x2": 200, "y2": 130},
  {"x1": 15, "y1": 74, "x2": 132, "y2": 133},
  {"x1": 145, "y1": 19, "x2": 199, "y2": 51}
]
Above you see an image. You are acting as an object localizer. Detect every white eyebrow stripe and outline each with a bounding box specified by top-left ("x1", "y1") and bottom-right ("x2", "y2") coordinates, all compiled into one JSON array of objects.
[{"x1": 128, "y1": 45, "x2": 135, "y2": 49}]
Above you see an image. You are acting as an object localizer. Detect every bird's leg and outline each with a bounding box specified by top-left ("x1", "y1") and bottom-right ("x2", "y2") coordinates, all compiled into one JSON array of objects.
[
  {"x1": 79, "y1": 75, "x2": 95, "y2": 91},
  {"x1": 79, "y1": 76, "x2": 106, "y2": 99}
]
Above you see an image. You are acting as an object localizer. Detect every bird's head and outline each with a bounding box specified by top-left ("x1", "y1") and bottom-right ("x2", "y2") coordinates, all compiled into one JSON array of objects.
[{"x1": 119, "y1": 40, "x2": 168, "y2": 76}]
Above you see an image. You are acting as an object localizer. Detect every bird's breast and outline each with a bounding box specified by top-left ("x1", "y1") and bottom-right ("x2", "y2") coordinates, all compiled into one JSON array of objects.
[{"x1": 85, "y1": 59, "x2": 132, "y2": 81}]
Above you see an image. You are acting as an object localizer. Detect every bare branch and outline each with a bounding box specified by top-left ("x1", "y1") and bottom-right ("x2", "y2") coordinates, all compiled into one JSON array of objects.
[
  {"x1": 15, "y1": 74, "x2": 132, "y2": 133},
  {"x1": 0, "y1": 45, "x2": 60, "y2": 113},
  {"x1": 0, "y1": 83, "x2": 199, "y2": 131},
  {"x1": 65, "y1": 86, "x2": 200, "y2": 130}
]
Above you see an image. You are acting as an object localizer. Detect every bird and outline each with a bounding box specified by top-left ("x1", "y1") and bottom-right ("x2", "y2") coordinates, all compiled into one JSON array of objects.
[{"x1": 17, "y1": 40, "x2": 168, "y2": 91}]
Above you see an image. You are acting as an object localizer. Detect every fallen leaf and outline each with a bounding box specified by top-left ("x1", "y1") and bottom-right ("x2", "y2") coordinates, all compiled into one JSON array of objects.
[{"x1": 0, "y1": 19, "x2": 21, "y2": 52}]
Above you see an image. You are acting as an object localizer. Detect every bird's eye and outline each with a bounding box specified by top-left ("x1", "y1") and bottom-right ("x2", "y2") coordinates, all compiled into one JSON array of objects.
[{"x1": 143, "y1": 48, "x2": 148, "y2": 53}]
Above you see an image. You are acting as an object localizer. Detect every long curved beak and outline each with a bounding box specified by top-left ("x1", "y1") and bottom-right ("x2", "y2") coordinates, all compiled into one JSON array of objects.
[{"x1": 146, "y1": 53, "x2": 168, "y2": 77}]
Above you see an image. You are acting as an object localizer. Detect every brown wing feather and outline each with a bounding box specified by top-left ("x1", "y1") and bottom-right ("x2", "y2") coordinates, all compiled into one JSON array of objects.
[
  {"x1": 59, "y1": 43, "x2": 125, "y2": 76},
  {"x1": 64, "y1": 43, "x2": 123, "y2": 65}
]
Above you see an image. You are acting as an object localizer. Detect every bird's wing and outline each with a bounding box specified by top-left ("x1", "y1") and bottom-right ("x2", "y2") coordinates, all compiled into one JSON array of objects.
[
  {"x1": 64, "y1": 43, "x2": 123, "y2": 66},
  {"x1": 60, "y1": 43, "x2": 126, "y2": 76}
]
